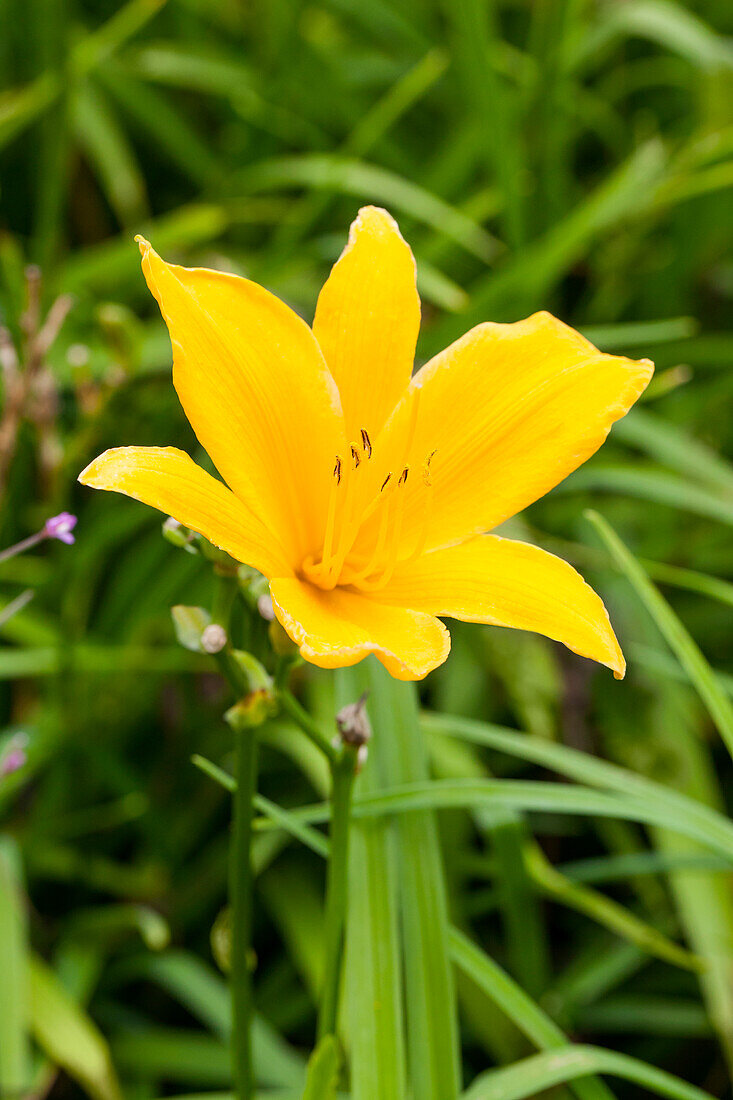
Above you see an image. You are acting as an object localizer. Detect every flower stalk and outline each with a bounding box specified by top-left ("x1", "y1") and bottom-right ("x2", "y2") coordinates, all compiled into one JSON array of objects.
[
  {"x1": 318, "y1": 743, "x2": 358, "y2": 1041},
  {"x1": 229, "y1": 718, "x2": 259, "y2": 1100}
]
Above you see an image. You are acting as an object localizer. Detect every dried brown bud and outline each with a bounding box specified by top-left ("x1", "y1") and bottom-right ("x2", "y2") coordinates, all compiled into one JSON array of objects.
[{"x1": 336, "y1": 692, "x2": 371, "y2": 747}]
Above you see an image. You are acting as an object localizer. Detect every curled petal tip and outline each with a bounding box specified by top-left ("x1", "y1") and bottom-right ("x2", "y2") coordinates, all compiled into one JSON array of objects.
[{"x1": 134, "y1": 234, "x2": 152, "y2": 257}]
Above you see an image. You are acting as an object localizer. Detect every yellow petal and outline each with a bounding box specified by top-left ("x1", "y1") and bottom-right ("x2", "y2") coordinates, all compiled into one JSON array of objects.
[
  {"x1": 363, "y1": 312, "x2": 653, "y2": 555},
  {"x1": 376, "y1": 534, "x2": 625, "y2": 677},
  {"x1": 313, "y1": 206, "x2": 420, "y2": 442},
  {"x1": 79, "y1": 446, "x2": 291, "y2": 579},
  {"x1": 270, "y1": 577, "x2": 450, "y2": 681},
  {"x1": 137, "y1": 238, "x2": 346, "y2": 567}
]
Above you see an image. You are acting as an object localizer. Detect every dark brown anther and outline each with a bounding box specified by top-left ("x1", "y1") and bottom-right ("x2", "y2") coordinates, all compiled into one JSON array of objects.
[
  {"x1": 333, "y1": 456, "x2": 342, "y2": 484},
  {"x1": 398, "y1": 466, "x2": 409, "y2": 485},
  {"x1": 381, "y1": 473, "x2": 392, "y2": 492},
  {"x1": 351, "y1": 444, "x2": 361, "y2": 469},
  {"x1": 360, "y1": 428, "x2": 372, "y2": 459},
  {"x1": 336, "y1": 691, "x2": 372, "y2": 748}
]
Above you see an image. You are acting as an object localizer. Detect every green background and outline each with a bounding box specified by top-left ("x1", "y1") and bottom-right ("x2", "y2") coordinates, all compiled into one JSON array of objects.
[{"x1": 1, "y1": 0, "x2": 732, "y2": 1096}]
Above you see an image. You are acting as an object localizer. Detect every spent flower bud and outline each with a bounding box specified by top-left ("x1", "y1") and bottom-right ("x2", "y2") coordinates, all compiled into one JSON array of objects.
[{"x1": 336, "y1": 692, "x2": 372, "y2": 748}]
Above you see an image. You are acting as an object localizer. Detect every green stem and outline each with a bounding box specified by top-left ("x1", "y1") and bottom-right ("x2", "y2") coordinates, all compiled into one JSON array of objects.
[
  {"x1": 230, "y1": 723, "x2": 259, "y2": 1100},
  {"x1": 208, "y1": 569, "x2": 258, "y2": 1098},
  {"x1": 279, "y1": 688, "x2": 338, "y2": 763},
  {"x1": 317, "y1": 746, "x2": 358, "y2": 1040}
]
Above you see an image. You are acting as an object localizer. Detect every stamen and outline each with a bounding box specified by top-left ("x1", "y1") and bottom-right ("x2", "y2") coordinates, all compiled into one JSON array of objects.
[
  {"x1": 341, "y1": 487, "x2": 394, "y2": 585},
  {"x1": 350, "y1": 468, "x2": 410, "y2": 591},
  {"x1": 360, "y1": 428, "x2": 372, "y2": 459},
  {"x1": 381, "y1": 473, "x2": 392, "y2": 492},
  {"x1": 324, "y1": 444, "x2": 363, "y2": 585},
  {"x1": 406, "y1": 451, "x2": 437, "y2": 562},
  {"x1": 311, "y1": 454, "x2": 342, "y2": 582}
]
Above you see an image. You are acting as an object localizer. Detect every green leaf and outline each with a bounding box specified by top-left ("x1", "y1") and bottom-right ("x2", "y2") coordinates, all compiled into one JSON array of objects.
[
  {"x1": 72, "y1": 81, "x2": 149, "y2": 226},
  {"x1": 463, "y1": 1044, "x2": 715, "y2": 1100},
  {"x1": 612, "y1": 408, "x2": 733, "y2": 494},
  {"x1": 361, "y1": 659, "x2": 461, "y2": 1100},
  {"x1": 450, "y1": 928, "x2": 614, "y2": 1100},
  {"x1": 301, "y1": 1035, "x2": 340, "y2": 1100},
  {"x1": 586, "y1": 510, "x2": 733, "y2": 758},
  {"x1": 0, "y1": 839, "x2": 31, "y2": 1094},
  {"x1": 120, "y1": 951, "x2": 305, "y2": 1088},
  {"x1": 420, "y1": 713, "x2": 733, "y2": 861},
  {"x1": 237, "y1": 155, "x2": 499, "y2": 262},
  {"x1": 29, "y1": 954, "x2": 122, "y2": 1100},
  {"x1": 562, "y1": 468, "x2": 733, "y2": 527},
  {"x1": 337, "y1": 664, "x2": 407, "y2": 1100}
]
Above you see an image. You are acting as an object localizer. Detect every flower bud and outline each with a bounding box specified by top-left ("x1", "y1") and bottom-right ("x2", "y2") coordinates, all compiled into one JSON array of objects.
[
  {"x1": 171, "y1": 605, "x2": 211, "y2": 651},
  {"x1": 201, "y1": 623, "x2": 228, "y2": 654},
  {"x1": 268, "y1": 618, "x2": 298, "y2": 657},
  {"x1": 225, "y1": 689, "x2": 276, "y2": 730},
  {"x1": 162, "y1": 516, "x2": 197, "y2": 553}
]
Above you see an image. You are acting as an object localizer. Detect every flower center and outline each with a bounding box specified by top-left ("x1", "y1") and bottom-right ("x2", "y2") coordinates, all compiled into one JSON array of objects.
[{"x1": 301, "y1": 419, "x2": 435, "y2": 593}]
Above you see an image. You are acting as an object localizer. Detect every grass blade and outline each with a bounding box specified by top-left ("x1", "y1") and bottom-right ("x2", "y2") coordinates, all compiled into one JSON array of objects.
[
  {"x1": 463, "y1": 1044, "x2": 715, "y2": 1100},
  {"x1": 586, "y1": 510, "x2": 733, "y2": 758},
  {"x1": 0, "y1": 839, "x2": 30, "y2": 1095},
  {"x1": 29, "y1": 954, "x2": 122, "y2": 1100},
  {"x1": 450, "y1": 928, "x2": 615, "y2": 1100},
  {"x1": 337, "y1": 664, "x2": 407, "y2": 1100},
  {"x1": 362, "y1": 658, "x2": 461, "y2": 1099}
]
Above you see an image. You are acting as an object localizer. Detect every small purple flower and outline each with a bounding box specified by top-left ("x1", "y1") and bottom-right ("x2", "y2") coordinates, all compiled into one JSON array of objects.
[
  {"x1": 44, "y1": 512, "x2": 77, "y2": 545},
  {"x1": 0, "y1": 733, "x2": 28, "y2": 777}
]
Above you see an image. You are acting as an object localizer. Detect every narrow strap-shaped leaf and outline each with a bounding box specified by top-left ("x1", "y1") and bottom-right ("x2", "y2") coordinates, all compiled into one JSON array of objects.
[
  {"x1": 0, "y1": 839, "x2": 31, "y2": 1095},
  {"x1": 362, "y1": 657, "x2": 461, "y2": 1100},
  {"x1": 450, "y1": 928, "x2": 615, "y2": 1100},
  {"x1": 586, "y1": 510, "x2": 733, "y2": 758},
  {"x1": 337, "y1": 664, "x2": 407, "y2": 1100},
  {"x1": 301, "y1": 1035, "x2": 340, "y2": 1100},
  {"x1": 29, "y1": 954, "x2": 122, "y2": 1100},
  {"x1": 261, "y1": 779, "x2": 733, "y2": 863},
  {"x1": 462, "y1": 1044, "x2": 715, "y2": 1100}
]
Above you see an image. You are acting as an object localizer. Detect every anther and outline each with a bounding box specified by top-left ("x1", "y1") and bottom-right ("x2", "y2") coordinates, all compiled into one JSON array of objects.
[
  {"x1": 381, "y1": 473, "x2": 392, "y2": 492},
  {"x1": 423, "y1": 450, "x2": 436, "y2": 487},
  {"x1": 333, "y1": 456, "x2": 342, "y2": 484},
  {"x1": 360, "y1": 428, "x2": 372, "y2": 459},
  {"x1": 350, "y1": 444, "x2": 361, "y2": 469},
  {"x1": 398, "y1": 466, "x2": 409, "y2": 486}
]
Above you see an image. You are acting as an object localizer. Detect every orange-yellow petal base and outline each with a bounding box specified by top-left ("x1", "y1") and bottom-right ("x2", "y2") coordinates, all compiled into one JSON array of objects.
[{"x1": 270, "y1": 576, "x2": 450, "y2": 681}]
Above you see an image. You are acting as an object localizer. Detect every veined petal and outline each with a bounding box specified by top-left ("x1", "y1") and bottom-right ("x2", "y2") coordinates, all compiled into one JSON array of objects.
[
  {"x1": 313, "y1": 206, "x2": 420, "y2": 443},
  {"x1": 270, "y1": 577, "x2": 450, "y2": 681},
  {"x1": 138, "y1": 238, "x2": 346, "y2": 566},
  {"x1": 364, "y1": 312, "x2": 653, "y2": 555},
  {"x1": 376, "y1": 535, "x2": 625, "y2": 677},
  {"x1": 79, "y1": 446, "x2": 291, "y2": 579}
]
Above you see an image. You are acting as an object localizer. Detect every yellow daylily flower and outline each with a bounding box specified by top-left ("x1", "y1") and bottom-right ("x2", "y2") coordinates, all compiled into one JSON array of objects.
[{"x1": 80, "y1": 207, "x2": 653, "y2": 681}]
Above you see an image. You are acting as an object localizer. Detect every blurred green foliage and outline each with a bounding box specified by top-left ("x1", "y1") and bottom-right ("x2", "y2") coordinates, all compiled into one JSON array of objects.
[{"x1": 0, "y1": 0, "x2": 732, "y2": 1096}]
